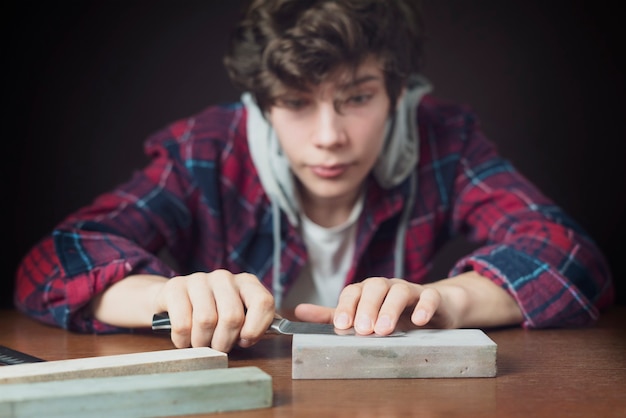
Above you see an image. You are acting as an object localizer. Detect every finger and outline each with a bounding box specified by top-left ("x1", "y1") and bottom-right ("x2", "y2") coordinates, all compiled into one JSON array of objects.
[
  {"x1": 333, "y1": 283, "x2": 362, "y2": 330},
  {"x1": 163, "y1": 277, "x2": 193, "y2": 348},
  {"x1": 411, "y1": 287, "x2": 441, "y2": 326},
  {"x1": 237, "y1": 274, "x2": 275, "y2": 348},
  {"x1": 186, "y1": 273, "x2": 218, "y2": 348},
  {"x1": 209, "y1": 271, "x2": 246, "y2": 352},
  {"x1": 353, "y1": 278, "x2": 389, "y2": 335},
  {"x1": 374, "y1": 280, "x2": 416, "y2": 335},
  {"x1": 294, "y1": 303, "x2": 335, "y2": 324}
]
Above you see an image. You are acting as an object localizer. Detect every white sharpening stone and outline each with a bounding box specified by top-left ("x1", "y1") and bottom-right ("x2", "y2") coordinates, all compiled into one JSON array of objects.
[
  {"x1": 0, "y1": 366, "x2": 272, "y2": 418},
  {"x1": 0, "y1": 347, "x2": 227, "y2": 384},
  {"x1": 292, "y1": 329, "x2": 497, "y2": 379}
]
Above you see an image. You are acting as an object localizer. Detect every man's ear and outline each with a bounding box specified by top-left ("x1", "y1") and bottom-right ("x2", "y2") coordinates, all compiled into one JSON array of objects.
[
  {"x1": 396, "y1": 87, "x2": 407, "y2": 108},
  {"x1": 390, "y1": 87, "x2": 407, "y2": 116}
]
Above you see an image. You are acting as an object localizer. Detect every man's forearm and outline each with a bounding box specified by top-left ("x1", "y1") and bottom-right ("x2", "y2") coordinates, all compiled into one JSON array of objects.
[
  {"x1": 425, "y1": 271, "x2": 524, "y2": 328},
  {"x1": 90, "y1": 274, "x2": 168, "y2": 328}
]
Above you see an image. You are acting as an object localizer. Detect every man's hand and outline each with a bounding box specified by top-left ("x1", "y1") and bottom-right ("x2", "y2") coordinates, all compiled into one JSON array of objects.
[
  {"x1": 154, "y1": 270, "x2": 275, "y2": 352},
  {"x1": 91, "y1": 270, "x2": 275, "y2": 353},
  {"x1": 294, "y1": 271, "x2": 523, "y2": 334}
]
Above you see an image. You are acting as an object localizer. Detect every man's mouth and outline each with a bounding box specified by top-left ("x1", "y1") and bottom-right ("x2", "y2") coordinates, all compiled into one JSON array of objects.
[{"x1": 310, "y1": 164, "x2": 349, "y2": 179}]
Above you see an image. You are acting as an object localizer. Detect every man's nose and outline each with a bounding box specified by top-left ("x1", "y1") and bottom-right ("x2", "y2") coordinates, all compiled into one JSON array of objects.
[{"x1": 313, "y1": 104, "x2": 346, "y2": 148}]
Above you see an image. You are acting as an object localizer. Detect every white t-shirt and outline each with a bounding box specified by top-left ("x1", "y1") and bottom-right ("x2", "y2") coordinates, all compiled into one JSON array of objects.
[{"x1": 283, "y1": 196, "x2": 364, "y2": 308}]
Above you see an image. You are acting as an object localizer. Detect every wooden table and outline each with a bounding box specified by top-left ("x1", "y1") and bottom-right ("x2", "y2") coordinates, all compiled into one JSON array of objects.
[{"x1": 2, "y1": 306, "x2": 625, "y2": 417}]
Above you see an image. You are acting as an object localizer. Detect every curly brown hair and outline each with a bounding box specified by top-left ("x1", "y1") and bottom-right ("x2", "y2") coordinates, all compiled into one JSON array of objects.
[{"x1": 224, "y1": 0, "x2": 423, "y2": 111}]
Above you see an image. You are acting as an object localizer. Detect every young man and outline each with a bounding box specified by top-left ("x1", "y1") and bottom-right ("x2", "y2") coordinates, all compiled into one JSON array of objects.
[{"x1": 15, "y1": 0, "x2": 614, "y2": 353}]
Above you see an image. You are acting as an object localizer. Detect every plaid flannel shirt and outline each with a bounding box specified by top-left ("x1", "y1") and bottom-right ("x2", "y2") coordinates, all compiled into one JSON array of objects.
[{"x1": 15, "y1": 95, "x2": 614, "y2": 332}]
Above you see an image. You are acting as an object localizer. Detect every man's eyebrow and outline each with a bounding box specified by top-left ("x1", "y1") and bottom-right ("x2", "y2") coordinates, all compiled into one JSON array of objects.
[{"x1": 338, "y1": 74, "x2": 381, "y2": 89}]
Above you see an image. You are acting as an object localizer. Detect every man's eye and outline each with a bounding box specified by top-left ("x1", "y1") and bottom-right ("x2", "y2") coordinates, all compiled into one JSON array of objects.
[
  {"x1": 278, "y1": 98, "x2": 309, "y2": 110},
  {"x1": 346, "y1": 93, "x2": 372, "y2": 105}
]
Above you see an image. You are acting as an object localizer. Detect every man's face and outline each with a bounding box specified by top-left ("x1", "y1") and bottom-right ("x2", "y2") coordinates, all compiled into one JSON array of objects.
[{"x1": 268, "y1": 58, "x2": 390, "y2": 212}]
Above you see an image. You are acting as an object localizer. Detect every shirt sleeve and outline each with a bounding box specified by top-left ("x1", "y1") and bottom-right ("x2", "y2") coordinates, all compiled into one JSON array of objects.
[
  {"x1": 14, "y1": 124, "x2": 197, "y2": 333},
  {"x1": 447, "y1": 110, "x2": 614, "y2": 328}
]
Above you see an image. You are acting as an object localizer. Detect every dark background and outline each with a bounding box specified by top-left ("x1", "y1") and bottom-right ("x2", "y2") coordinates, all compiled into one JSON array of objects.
[{"x1": 4, "y1": 1, "x2": 625, "y2": 309}]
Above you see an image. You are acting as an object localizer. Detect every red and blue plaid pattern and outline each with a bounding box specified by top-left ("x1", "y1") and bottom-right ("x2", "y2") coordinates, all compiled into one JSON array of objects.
[{"x1": 14, "y1": 96, "x2": 614, "y2": 333}]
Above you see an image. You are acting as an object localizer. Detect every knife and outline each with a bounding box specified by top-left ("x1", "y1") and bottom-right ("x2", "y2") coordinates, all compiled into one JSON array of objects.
[
  {"x1": 152, "y1": 312, "x2": 405, "y2": 337},
  {"x1": 0, "y1": 345, "x2": 46, "y2": 366}
]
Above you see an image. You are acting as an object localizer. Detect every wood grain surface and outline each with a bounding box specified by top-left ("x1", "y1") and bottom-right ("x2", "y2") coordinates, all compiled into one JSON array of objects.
[{"x1": 1, "y1": 307, "x2": 625, "y2": 417}]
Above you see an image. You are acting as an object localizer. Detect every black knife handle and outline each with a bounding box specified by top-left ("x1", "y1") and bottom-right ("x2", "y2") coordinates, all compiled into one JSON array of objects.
[
  {"x1": 152, "y1": 312, "x2": 172, "y2": 333},
  {"x1": 151, "y1": 312, "x2": 283, "y2": 334}
]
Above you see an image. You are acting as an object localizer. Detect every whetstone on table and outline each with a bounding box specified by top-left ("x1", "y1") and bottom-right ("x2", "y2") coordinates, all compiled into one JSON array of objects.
[
  {"x1": 0, "y1": 366, "x2": 272, "y2": 418},
  {"x1": 292, "y1": 329, "x2": 497, "y2": 379},
  {"x1": 0, "y1": 347, "x2": 227, "y2": 384}
]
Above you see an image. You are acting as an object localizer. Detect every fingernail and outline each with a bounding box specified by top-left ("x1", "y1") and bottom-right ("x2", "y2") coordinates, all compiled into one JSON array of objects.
[
  {"x1": 376, "y1": 315, "x2": 392, "y2": 331},
  {"x1": 414, "y1": 309, "x2": 427, "y2": 323},
  {"x1": 334, "y1": 312, "x2": 349, "y2": 328},
  {"x1": 238, "y1": 338, "x2": 251, "y2": 348},
  {"x1": 355, "y1": 315, "x2": 373, "y2": 332}
]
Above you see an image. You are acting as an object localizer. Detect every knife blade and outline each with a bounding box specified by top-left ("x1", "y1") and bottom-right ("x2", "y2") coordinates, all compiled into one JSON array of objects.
[
  {"x1": 152, "y1": 312, "x2": 405, "y2": 337},
  {"x1": 0, "y1": 345, "x2": 46, "y2": 365}
]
